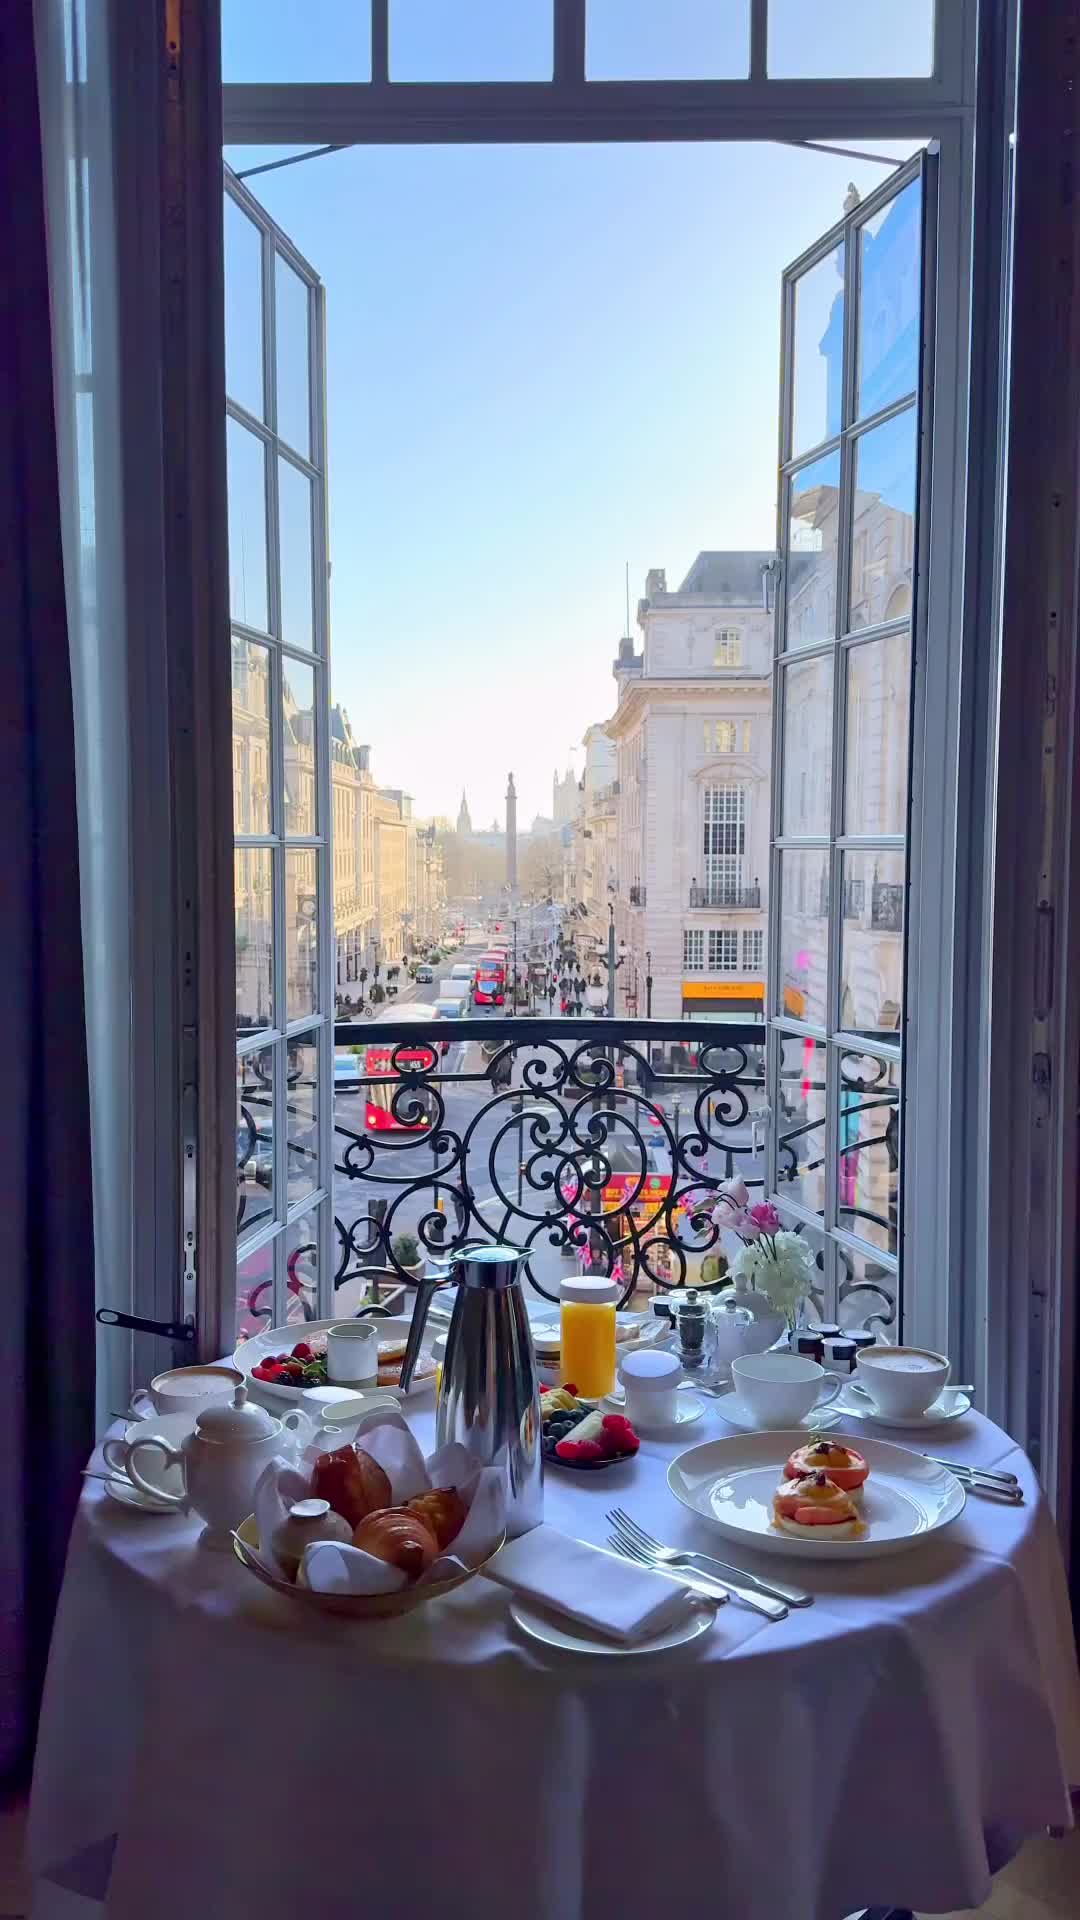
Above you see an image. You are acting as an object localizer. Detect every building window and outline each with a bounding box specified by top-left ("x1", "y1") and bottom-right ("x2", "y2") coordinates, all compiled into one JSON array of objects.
[
  {"x1": 714, "y1": 627, "x2": 742, "y2": 668},
  {"x1": 703, "y1": 783, "x2": 747, "y2": 898},
  {"x1": 742, "y1": 720, "x2": 752, "y2": 753},
  {"x1": 708, "y1": 929, "x2": 739, "y2": 970},
  {"x1": 743, "y1": 928, "x2": 764, "y2": 970},
  {"x1": 683, "y1": 928, "x2": 704, "y2": 971}
]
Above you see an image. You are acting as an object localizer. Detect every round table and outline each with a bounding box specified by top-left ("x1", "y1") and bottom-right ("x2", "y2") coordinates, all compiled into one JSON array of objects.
[{"x1": 29, "y1": 1396, "x2": 1080, "y2": 1920}]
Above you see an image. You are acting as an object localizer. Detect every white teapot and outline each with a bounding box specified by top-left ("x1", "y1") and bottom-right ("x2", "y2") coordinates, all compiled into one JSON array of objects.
[{"x1": 126, "y1": 1385, "x2": 309, "y2": 1549}]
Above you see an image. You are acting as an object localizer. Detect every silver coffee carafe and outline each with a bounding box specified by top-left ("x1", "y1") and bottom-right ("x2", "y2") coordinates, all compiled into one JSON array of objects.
[{"x1": 402, "y1": 1241, "x2": 543, "y2": 1537}]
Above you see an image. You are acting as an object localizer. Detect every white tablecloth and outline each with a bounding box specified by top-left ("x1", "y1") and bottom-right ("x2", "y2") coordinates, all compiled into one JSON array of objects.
[{"x1": 29, "y1": 1399, "x2": 1080, "y2": 1920}]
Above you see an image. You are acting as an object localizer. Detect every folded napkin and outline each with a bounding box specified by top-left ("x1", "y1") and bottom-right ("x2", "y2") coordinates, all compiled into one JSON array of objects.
[{"x1": 486, "y1": 1523, "x2": 697, "y2": 1645}]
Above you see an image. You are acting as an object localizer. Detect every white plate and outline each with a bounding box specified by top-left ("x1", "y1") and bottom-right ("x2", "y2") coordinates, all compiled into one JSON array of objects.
[
  {"x1": 668, "y1": 1431, "x2": 966, "y2": 1560},
  {"x1": 509, "y1": 1594, "x2": 716, "y2": 1656},
  {"x1": 711, "y1": 1390, "x2": 845, "y2": 1434},
  {"x1": 234, "y1": 1315, "x2": 437, "y2": 1407},
  {"x1": 602, "y1": 1390, "x2": 705, "y2": 1432},
  {"x1": 838, "y1": 1383, "x2": 973, "y2": 1429}
]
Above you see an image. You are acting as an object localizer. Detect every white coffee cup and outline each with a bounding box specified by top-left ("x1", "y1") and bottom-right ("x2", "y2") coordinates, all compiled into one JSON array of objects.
[
  {"x1": 618, "y1": 1348, "x2": 683, "y2": 1429},
  {"x1": 730, "y1": 1351, "x2": 842, "y2": 1428},
  {"x1": 854, "y1": 1345, "x2": 950, "y2": 1419},
  {"x1": 130, "y1": 1364, "x2": 244, "y2": 1420},
  {"x1": 103, "y1": 1412, "x2": 193, "y2": 1498}
]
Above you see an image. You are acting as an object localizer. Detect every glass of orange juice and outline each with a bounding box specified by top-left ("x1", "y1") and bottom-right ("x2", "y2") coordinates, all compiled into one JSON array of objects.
[{"x1": 559, "y1": 1275, "x2": 620, "y2": 1399}]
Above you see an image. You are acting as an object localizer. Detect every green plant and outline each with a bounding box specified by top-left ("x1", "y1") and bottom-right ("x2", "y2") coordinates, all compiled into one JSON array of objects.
[{"x1": 392, "y1": 1231, "x2": 422, "y2": 1268}]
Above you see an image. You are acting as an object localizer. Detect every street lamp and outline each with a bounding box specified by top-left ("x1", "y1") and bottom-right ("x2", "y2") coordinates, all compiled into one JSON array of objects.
[
  {"x1": 645, "y1": 949, "x2": 653, "y2": 1020},
  {"x1": 597, "y1": 902, "x2": 629, "y2": 1016}
]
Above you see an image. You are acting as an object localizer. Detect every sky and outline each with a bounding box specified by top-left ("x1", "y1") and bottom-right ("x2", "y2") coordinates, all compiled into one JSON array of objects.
[{"x1": 222, "y1": 3, "x2": 930, "y2": 826}]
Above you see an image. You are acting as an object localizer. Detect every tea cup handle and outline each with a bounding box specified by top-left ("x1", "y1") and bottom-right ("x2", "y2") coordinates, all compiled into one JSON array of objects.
[
  {"x1": 280, "y1": 1408, "x2": 312, "y2": 1452},
  {"x1": 814, "y1": 1377, "x2": 842, "y2": 1410},
  {"x1": 129, "y1": 1389, "x2": 155, "y2": 1420},
  {"x1": 102, "y1": 1435, "x2": 131, "y2": 1475},
  {"x1": 127, "y1": 1437, "x2": 186, "y2": 1509}
]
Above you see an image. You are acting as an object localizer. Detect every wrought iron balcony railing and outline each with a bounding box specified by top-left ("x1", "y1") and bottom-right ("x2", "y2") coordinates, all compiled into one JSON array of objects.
[
  {"x1": 688, "y1": 883, "x2": 762, "y2": 910},
  {"x1": 236, "y1": 1016, "x2": 899, "y2": 1338}
]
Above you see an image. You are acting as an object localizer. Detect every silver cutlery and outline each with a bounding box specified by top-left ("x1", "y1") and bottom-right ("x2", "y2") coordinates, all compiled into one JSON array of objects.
[
  {"x1": 923, "y1": 1454, "x2": 1019, "y2": 1486},
  {"x1": 81, "y1": 1467, "x2": 173, "y2": 1505},
  {"x1": 927, "y1": 1460, "x2": 1023, "y2": 1502},
  {"x1": 607, "y1": 1507, "x2": 811, "y2": 1606},
  {"x1": 606, "y1": 1523, "x2": 788, "y2": 1619},
  {"x1": 848, "y1": 1381, "x2": 975, "y2": 1399}
]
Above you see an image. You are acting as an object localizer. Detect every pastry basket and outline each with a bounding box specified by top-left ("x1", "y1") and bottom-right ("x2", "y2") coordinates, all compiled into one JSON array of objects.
[{"x1": 232, "y1": 1513, "x2": 505, "y2": 1620}]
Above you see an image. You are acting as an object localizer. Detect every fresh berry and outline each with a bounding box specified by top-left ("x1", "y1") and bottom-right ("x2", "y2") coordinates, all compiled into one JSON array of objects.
[
  {"x1": 562, "y1": 1383, "x2": 578, "y2": 1397},
  {"x1": 593, "y1": 1427, "x2": 620, "y2": 1459},
  {"x1": 540, "y1": 1383, "x2": 551, "y2": 1394},
  {"x1": 601, "y1": 1414, "x2": 639, "y2": 1455},
  {"x1": 291, "y1": 1342, "x2": 313, "y2": 1361},
  {"x1": 251, "y1": 1364, "x2": 268, "y2": 1380},
  {"x1": 554, "y1": 1438, "x2": 583, "y2": 1460},
  {"x1": 575, "y1": 1439, "x2": 604, "y2": 1461}
]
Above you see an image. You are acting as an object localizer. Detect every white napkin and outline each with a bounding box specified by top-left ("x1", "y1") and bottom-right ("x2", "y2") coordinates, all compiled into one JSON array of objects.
[{"x1": 486, "y1": 1523, "x2": 698, "y2": 1645}]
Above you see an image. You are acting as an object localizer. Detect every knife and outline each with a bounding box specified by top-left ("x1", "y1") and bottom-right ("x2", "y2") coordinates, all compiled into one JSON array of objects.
[
  {"x1": 675, "y1": 1551, "x2": 812, "y2": 1608},
  {"x1": 607, "y1": 1542, "x2": 788, "y2": 1620}
]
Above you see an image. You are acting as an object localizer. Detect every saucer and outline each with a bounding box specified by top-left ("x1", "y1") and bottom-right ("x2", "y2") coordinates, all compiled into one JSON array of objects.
[
  {"x1": 838, "y1": 1384, "x2": 973, "y2": 1429},
  {"x1": 712, "y1": 1389, "x2": 845, "y2": 1434},
  {"x1": 602, "y1": 1391, "x2": 705, "y2": 1433},
  {"x1": 103, "y1": 1476, "x2": 178, "y2": 1514}
]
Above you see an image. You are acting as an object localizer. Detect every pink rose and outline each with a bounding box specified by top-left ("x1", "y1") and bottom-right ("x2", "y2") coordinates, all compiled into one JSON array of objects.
[{"x1": 748, "y1": 1202, "x2": 781, "y2": 1234}]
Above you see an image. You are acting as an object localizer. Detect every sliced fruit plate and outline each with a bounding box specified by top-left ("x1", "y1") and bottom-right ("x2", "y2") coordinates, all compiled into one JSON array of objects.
[
  {"x1": 235, "y1": 1315, "x2": 437, "y2": 1407},
  {"x1": 540, "y1": 1387, "x2": 640, "y2": 1473}
]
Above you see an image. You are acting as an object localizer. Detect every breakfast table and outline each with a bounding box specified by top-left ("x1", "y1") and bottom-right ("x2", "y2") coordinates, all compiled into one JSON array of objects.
[{"x1": 28, "y1": 1395, "x2": 1080, "y2": 1920}]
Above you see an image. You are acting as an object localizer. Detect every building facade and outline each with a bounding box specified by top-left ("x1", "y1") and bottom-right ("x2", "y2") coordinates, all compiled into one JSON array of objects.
[{"x1": 569, "y1": 723, "x2": 618, "y2": 960}]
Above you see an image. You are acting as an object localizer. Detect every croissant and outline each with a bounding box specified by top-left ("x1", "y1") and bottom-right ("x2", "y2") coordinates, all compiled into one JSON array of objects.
[
  {"x1": 310, "y1": 1445, "x2": 391, "y2": 1529},
  {"x1": 405, "y1": 1486, "x2": 467, "y2": 1550},
  {"x1": 352, "y1": 1507, "x2": 439, "y2": 1580}
]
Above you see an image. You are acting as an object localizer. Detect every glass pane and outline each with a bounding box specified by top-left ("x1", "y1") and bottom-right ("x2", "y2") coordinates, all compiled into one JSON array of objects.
[
  {"x1": 235, "y1": 847, "x2": 273, "y2": 1030},
  {"x1": 848, "y1": 405, "x2": 917, "y2": 632},
  {"x1": 286, "y1": 1206, "x2": 322, "y2": 1325},
  {"x1": 232, "y1": 638, "x2": 271, "y2": 835},
  {"x1": 837, "y1": 1241, "x2": 898, "y2": 1339},
  {"x1": 275, "y1": 255, "x2": 311, "y2": 459},
  {"x1": 790, "y1": 244, "x2": 844, "y2": 459},
  {"x1": 781, "y1": 653, "x2": 833, "y2": 837},
  {"x1": 776, "y1": 1035, "x2": 827, "y2": 1217},
  {"x1": 844, "y1": 630, "x2": 911, "y2": 834},
  {"x1": 857, "y1": 178, "x2": 922, "y2": 421},
  {"x1": 785, "y1": 451, "x2": 841, "y2": 651},
  {"x1": 236, "y1": 1237, "x2": 275, "y2": 1344},
  {"x1": 837, "y1": 1050, "x2": 900, "y2": 1257},
  {"x1": 392, "y1": 0, "x2": 552, "y2": 80},
  {"x1": 227, "y1": 418, "x2": 268, "y2": 632},
  {"x1": 223, "y1": 0, "x2": 372, "y2": 81},
  {"x1": 777, "y1": 848, "x2": 829, "y2": 1025},
  {"x1": 769, "y1": 1, "x2": 934, "y2": 78},
  {"x1": 236, "y1": 1045, "x2": 274, "y2": 1238},
  {"x1": 286, "y1": 1032, "x2": 319, "y2": 1204},
  {"x1": 224, "y1": 196, "x2": 263, "y2": 419},
  {"x1": 840, "y1": 850, "x2": 905, "y2": 1038},
  {"x1": 587, "y1": 0, "x2": 750, "y2": 80},
  {"x1": 279, "y1": 457, "x2": 314, "y2": 651},
  {"x1": 282, "y1": 656, "x2": 317, "y2": 835},
  {"x1": 285, "y1": 849, "x2": 319, "y2": 1021}
]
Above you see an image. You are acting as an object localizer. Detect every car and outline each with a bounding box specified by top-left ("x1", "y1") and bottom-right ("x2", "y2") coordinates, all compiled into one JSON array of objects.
[
  {"x1": 414, "y1": 963, "x2": 434, "y2": 983},
  {"x1": 433, "y1": 996, "x2": 467, "y2": 1020}
]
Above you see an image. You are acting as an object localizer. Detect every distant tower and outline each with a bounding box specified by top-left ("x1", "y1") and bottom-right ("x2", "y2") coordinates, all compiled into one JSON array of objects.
[
  {"x1": 457, "y1": 789, "x2": 473, "y2": 837},
  {"x1": 505, "y1": 773, "x2": 518, "y2": 891}
]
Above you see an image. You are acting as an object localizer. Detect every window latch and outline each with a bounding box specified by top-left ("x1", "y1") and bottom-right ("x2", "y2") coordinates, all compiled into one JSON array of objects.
[
  {"x1": 761, "y1": 556, "x2": 781, "y2": 614},
  {"x1": 96, "y1": 1307, "x2": 197, "y2": 1344}
]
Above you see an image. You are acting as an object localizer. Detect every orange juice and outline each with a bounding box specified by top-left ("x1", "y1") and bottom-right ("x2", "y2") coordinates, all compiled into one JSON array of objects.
[{"x1": 559, "y1": 1275, "x2": 620, "y2": 1398}]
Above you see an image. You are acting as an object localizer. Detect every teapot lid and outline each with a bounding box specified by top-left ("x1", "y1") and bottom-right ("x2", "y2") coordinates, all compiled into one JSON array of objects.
[{"x1": 195, "y1": 1384, "x2": 277, "y2": 1442}]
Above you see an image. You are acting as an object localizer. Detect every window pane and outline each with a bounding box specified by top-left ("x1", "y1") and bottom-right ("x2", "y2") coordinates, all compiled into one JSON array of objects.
[
  {"x1": 286, "y1": 1033, "x2": 319, "y2": 1205},
  {"x1": 224, "y1": 195, "x2": 263, "y2": 420},
  {"x1": 844, "y1": 630, "x2": 910, "y2": 834},
  {"x1": 232, "y1": 637, "x2": 271, "y2": 835},
  {"x1": 848, "y1": 405, "x2": 916, "y2": 632},
  {"x1": 839, "y1": 850, "x2": 904, "y2": 1038},
  {"x1": 781, "y1": 652, "x2": 833, "y2": 837},
  {"x1": 235, "y1": 847, "x2": 273, "y2": 1030},
  {"x1": 769, "y1": 1, "x2": 934, "y2": 78},
  {"x1": 227, "y1": 418, "x2": 268, "y2": 632},
  {"x1": 857, "y1": 179, "x2": 922, "y2": 421},
  {"x1": 777, "y1": 848, "x2": 829, "y2": 1025},
  {"x1": 392, "y1": 0, "x2": 552, "y2": 80},
  {"x1": 236, "y1": 1045, "x2": 274, "y2": 1238},
  {"x1": 285, "y1": 849, "x2": 319, "y2": 1021},
  {"x1": 777, "y1": 1035, "x2": 826, "y2": 1218},
  {"x1": 587, "y1": 0, "x2": 749, "y2": 80},
  {"x1": 223, "y1": 0, "x2": 372, "y2": 81},
  {"x1": 790, "y1": 244, "x2": 844, "y2": 459},
  {"x1": 279, "y1": 457, "x2": 315, "y2": 651},
  {"x1": 285, "y1": 1206, "x2": 322, "y2": 1325},
  {"x1": 785, "y1": 450, "x2": 840, "y2": 651},
  {"x1": 236, "y1": 1237, "x2": 275, "y2": 1344},
  {"x1": 837, "y1": 1050, "x2": 900, "y2": 1257},
  {"x1": 275, "y1": 255, "x2": 311, "y2": 459},
  {"x1": 838, "y1": 1241, "x2": 898, "y2": 1339},
  {"x1": 282, "y1": 656, "x2": 317, "y2": 835}
]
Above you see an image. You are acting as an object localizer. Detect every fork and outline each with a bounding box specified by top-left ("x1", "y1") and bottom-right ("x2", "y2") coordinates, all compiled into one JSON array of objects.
[{"x1": 607, "y1": 1510, "x2": 799, "y2": 1616}]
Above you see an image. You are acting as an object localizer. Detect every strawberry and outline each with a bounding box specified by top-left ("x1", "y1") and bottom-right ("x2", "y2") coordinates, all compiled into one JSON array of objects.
[
  {"x1": 574, "y1": 1439, "x2": 604, "y2": 1461},
  {"x1": 291, "y1": 1342, "x2": 313, "y2": 1361},
  {"x1": 561, "y1": 1383, "x2": 578, "y2": 1397}
]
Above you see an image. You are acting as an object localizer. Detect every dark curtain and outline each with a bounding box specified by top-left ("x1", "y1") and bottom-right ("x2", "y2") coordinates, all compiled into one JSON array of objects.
[{"x1": 0, "y1": 0, "x2": 95, "y2": 1792}]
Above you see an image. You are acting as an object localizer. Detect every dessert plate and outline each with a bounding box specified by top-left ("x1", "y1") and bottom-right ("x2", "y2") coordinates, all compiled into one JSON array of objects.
[
  {"x1": 668, "y1": 1431, "x2": 965, "y2": 1561},
  {"x1": 837, "y1": 1384, "x2": 973, "y2": 1429},
  {"x1": 508, "y1": 1594, "x2": 716, "y2": 1656}
]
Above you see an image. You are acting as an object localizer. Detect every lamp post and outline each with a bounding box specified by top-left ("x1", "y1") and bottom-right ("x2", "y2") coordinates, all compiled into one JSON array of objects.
[
  {"x1": 600, "y1": 902, "x2": 629, "y2": 1016},
  {"x1": 645, "y1": 949, "x2": 653, "y2": 1019}
]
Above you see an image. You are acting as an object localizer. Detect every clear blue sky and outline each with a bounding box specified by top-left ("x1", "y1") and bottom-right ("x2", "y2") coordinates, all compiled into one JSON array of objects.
[{"x1": 223, "y1": 4, "x2": 928, "y2": 827}]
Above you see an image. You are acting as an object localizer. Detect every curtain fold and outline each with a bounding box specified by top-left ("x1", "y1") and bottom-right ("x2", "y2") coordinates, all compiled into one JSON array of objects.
[{"x1": 0, "y1": 0, "x2": 95, "y2": 1791}]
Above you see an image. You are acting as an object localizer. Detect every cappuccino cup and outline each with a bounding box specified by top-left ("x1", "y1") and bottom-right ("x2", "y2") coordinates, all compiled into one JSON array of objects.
[{"x1": 854, "y1": 1345, "x2": 950, "y2": 1419}]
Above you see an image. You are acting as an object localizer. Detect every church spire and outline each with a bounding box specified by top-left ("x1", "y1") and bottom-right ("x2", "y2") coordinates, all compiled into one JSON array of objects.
[{"x1": 456, "y1": 789, "x2": 473, "y2": 837}]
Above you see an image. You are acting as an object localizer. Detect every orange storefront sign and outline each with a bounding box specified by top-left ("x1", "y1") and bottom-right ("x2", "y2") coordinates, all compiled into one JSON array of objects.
[{"x1": 681, "y1": 979, "x2": 764, "y2": 1001}]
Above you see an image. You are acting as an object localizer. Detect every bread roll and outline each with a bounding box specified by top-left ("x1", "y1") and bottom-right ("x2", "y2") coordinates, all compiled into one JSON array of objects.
[
  {"x1": 406, "y1": 1486, "x2": 467, "y2": 1550},
  {"x1": 310, "y1": 1444, "x2": 392, "y2": 1529},
  {"x1": 352, "y1": 1507, "x2": 439, "y2": 1580}
]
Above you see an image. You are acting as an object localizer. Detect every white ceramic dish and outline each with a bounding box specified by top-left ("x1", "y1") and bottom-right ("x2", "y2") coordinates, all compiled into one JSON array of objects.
[
  {"x1": 668, "y1": 1431, "x2": 966, "y2": 1560},
  {"x1": 839, "y1": 1383, "x2": 973, "y2": 1429},
  {"x1": 508, "y1": 1593, "x2": 716, "y2": 1656},
  {"x1": 602, "y1": 1388, "x2": 705, "y2": 1432},
  {"x1": 713, "y1": 1389, "x2": 844, "y2": 1434},
  {"x1": 234, "y1": 1316, "x2": 437, "y2": 1407},
  {"x1": 103, "y1": 1412, "x2": 193, "y2": 1498}
]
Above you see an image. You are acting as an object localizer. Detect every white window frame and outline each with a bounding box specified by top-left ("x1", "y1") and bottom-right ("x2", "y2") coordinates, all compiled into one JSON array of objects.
[
  {"x1": 714, "y1": 628, "x2": 743, "y2": 668},
  {"x1": 683, "y1": 928, "x2": 705, "y2": 972},
  {"x1": 708, "y1": 929, "x2": 739, "y2": 972},
  {"x1": 743, "y1": 928, "x2": 764, "y2": 971}
]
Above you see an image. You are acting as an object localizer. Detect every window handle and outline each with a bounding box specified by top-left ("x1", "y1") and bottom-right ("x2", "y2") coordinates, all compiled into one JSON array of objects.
[
  {"x1": 761, "y1": 557, "x2": 781, "y2": 614},
  {"x1": 751, "y1": 1105, "x2": 772, "y2": 1156}
]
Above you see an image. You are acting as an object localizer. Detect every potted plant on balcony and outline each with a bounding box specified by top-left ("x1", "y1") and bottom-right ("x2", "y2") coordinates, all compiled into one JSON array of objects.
[{"x1": 391, "y1": 1231, "x2": 425, "y2": 1283}]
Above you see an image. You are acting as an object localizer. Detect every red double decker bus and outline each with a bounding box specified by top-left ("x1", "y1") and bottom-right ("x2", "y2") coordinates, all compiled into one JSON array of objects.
[
  {"x1": 362, "y1": 1004, "x2": 441, "y2": 1132},
  {"x1": 474, "y1": 950, "x2": 507, "y2": 1007}
]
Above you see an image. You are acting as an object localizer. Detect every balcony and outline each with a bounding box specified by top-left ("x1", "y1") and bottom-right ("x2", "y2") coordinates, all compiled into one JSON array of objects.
[
  {"x1": 688, "y1": 882, "x2": 762, "y2": 910},
  {"x1": 235, "y1": 1016, "x2": 899, "y2": 1338}
]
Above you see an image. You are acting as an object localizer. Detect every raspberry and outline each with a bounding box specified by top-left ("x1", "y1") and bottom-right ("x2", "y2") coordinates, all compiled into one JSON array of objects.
[
  {"x1": 602, "y1": 1414, "x2": 632, "y2": 1433},
  {"x1": 562, "y1": 1383, "x2": 578, "y2": 1397},
  {"x1": 575, "y1": 1439, "x2": 604, "y2": 1461},
  {"x1": 540, "y1": 1384, "x2": 551, "y2": 1394},
  {"x1": 594, "y1": 1427, "x2": 620, "y2": 1458},
  {"x1": 555, "y1": 1439, "x2": 583, "y2": 1460}
]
